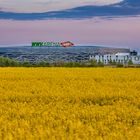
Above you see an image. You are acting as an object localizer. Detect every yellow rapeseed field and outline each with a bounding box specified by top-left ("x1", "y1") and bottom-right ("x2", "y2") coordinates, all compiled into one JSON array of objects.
[{"x1": 0, "y1": 68, "x2": 140, "y2": 140}]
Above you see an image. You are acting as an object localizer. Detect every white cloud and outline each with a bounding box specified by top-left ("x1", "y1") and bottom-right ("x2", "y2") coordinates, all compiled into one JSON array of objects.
[{"x1": 0, "y1": 0, "x2": 123, "y2": 13}]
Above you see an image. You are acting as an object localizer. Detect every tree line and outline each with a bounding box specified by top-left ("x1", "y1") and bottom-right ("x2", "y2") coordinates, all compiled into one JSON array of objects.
[{"x1": 0, "y1": 56, "x2": 138, "y2": 68}]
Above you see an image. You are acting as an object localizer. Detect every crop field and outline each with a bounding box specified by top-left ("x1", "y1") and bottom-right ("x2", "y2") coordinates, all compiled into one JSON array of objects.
[{"x1": 0, "y1": 68, "x2": 140, "y2": 139}]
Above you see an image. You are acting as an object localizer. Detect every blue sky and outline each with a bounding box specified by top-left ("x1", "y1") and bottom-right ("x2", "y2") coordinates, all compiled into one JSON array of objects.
[{"x1": 0, "y1": 0, "x2": 140, "y2": 49}]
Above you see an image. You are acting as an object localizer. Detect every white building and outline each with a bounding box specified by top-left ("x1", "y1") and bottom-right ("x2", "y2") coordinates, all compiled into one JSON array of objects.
[{"x1": 89, "y1": 51, "x2": 140, "y2": 65}]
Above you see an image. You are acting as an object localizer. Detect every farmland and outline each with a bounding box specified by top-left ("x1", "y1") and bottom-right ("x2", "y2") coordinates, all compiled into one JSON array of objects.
[{"x1": 0, "y1": 68, "x2": 140, "y2": 139}]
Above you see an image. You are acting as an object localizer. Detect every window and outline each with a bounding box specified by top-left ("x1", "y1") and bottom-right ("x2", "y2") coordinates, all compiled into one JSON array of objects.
[
  {"x1": 124, "y1": 56, "x2": 126, "y2": 60},
  {"x1": 135, "y1": 57, "x2": 139, "y2": 61}
]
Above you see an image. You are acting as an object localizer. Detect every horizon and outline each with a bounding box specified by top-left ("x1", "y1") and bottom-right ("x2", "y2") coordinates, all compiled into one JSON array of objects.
[{"x1": 0, "y1": 44, "x2": 139, "y2": 54}]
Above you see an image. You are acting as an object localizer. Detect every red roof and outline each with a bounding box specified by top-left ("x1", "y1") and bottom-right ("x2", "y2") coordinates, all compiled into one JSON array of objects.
[{"x1": 60, "y1": 41, "x2": 74, "y2": 48}]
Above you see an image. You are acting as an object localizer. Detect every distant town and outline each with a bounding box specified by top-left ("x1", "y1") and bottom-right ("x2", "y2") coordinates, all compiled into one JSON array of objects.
[
  {"x1": 0, "y1": 46, "x2": 140, "y2": 67},
  {"x1": 0, "y1": 46, "x2": 130, "y2": 63}
]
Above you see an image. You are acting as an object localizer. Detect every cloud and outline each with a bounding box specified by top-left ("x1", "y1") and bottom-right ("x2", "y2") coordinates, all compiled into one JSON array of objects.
[
  {"x1": 0, "y1": 0, "x2": 140, "y2": 20},
  {"x1": 0, "y1": 0, "x2": 123, "y2": 13}
]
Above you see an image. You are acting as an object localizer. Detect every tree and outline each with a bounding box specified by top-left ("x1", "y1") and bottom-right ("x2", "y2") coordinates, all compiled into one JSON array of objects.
[
  {"x1": 0, "y1": 57, "x2": 19, "y2": 67},
  {"x1": 88, "y1": 60, "x2": 97, "y2": 67},
  {"x1": 98, "y1": 60, "x2": 104, "y2": 67},
  {"x1": 128, "y1": 59, "x2": 133, "y2": 65}
]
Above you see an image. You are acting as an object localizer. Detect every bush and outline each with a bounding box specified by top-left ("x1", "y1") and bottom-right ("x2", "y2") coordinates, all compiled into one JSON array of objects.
[
  {"x1": 88, "y1": 60, "x2": 98, "y2": 67},
  {"x1": 128, "y1": 60, "x2": 133, "y2": 65},
  {"x1": 0, "y1": 57, "x2": 19, "y2": 67},
  {"x1": 36, "y1": 61, "x2": 50, "y2": 67},
  {"x1": 116, "y1": 63, "x2": 123, "y2": 68}
]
